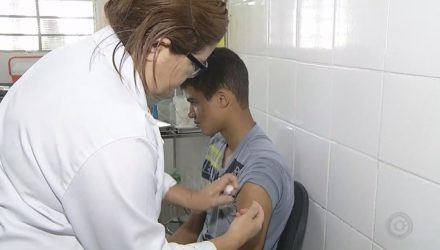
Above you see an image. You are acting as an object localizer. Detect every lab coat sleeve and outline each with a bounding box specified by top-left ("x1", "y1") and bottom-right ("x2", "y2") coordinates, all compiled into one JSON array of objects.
[
  {"x1": 61, "y1": 137, "x2": 216, "y2": 250},
  {"x1": 163, "y1": 172, "x2": 177, "y2": 199}
]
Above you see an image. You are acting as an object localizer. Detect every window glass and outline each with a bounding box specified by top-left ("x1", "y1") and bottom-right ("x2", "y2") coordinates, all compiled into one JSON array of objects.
[{"x1": 0, "y1": 0, "x2": 94, "y2": 51}]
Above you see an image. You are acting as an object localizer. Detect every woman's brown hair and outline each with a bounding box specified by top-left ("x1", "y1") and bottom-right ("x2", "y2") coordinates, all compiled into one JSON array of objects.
[{"x1": 104, "y1": 0, "x2": 228, "y2": 92}]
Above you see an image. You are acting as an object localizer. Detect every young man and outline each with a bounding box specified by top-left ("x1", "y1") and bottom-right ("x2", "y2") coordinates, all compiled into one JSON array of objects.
[{"x1": 169, "y1": 48, "x2": 294, "y2": 250}]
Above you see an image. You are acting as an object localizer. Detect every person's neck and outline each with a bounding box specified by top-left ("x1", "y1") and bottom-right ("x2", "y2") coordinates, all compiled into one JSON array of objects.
[{"x1": 220, "y1": 108, "x2": 255, "y2": 152}]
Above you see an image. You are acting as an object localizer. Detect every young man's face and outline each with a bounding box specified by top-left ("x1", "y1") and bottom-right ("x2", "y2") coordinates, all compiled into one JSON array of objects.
[{"x1": 183, "y1": 86, "x2": 223, "y2": 136}]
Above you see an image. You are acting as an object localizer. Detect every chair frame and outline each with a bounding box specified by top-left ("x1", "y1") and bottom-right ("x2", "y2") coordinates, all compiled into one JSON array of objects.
[{"x1": 276, "y1": 181, "x2": 309, "y2": 250}]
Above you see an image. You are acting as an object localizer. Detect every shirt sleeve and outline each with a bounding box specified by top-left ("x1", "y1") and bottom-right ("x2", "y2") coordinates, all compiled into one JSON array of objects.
[
  {"x1": 61, "y1": 137, "x2": 216, "y2": 250},
  {"x1": 239, "y1": 158, "x2": 284, "y2": 210},
  {"x1": 163, "y1": 172, "x2": 177, "y2": 199}
]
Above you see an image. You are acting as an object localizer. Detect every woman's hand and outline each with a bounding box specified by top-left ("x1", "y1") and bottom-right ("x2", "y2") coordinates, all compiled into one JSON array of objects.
[
  {"x1": 210, "y1": 201, "x2": 265, "y2": 250},
  {"x1": 191, "y1": 173, "x2": 239, "y2": 212},
  {"x1": 164, "y1": 173, "x2": 239, "y2": 212}
]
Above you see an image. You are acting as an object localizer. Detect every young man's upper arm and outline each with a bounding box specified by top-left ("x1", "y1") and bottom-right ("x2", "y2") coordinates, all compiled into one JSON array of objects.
[{"x1": 236, "y1": 182, "x2": 273, "y2": 250}]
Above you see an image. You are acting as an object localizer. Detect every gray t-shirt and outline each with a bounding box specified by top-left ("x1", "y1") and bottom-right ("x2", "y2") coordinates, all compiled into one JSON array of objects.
[{"x1": 197, "y1": 125, "x2": 294, "y2": 250}]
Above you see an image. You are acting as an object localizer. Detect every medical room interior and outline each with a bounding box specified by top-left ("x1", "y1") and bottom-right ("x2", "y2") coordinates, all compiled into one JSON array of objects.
[{"x1": 0, "y1": 0, "x2": 439, "y2": 250}]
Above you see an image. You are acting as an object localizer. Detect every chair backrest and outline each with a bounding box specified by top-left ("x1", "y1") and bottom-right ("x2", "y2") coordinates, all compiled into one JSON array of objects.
[{"x1": 276, "y1": 181, "x2": 309, "y2": 250}]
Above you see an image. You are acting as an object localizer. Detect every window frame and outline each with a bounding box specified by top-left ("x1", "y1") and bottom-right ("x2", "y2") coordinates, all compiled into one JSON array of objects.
[{"x1": 0, "y1": 0, "x2": 95, "y2": 52}]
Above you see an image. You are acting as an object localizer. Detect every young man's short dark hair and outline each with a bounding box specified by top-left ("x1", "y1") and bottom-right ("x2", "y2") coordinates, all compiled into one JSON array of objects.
[{"x1": 181, "y1": 47, "x2": 249, "y2": 108}]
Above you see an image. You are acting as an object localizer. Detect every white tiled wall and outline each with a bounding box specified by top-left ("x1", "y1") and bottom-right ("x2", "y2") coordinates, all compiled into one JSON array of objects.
[
  {"x1": 242, "y1": 55, "x2": 269, "y2": 112},
  {"x1": 325, "y1": 212, "x2": 372, "y2": 250},
  {"x1": 294, "y1": 128, "x2": 330, "y2": 208},
  {"x1": 303, "y1": 200, "x2": 326, "y2": 250},
  {"x1": 328, "y1": 144, "x2": 377, "y2": 238},
  {"x1": 268, "y1": 58, "x2": 297, "y2": 123},
  {"x1": 374, "y1": 163, "x2": 440, "y2": 250},
  {"x1": 334, "y1": 0, "x2": 388, "y2": 70},
  {"x1": 385, "y1": 0, "x2": 440, "y2": 78},
  {"x1": 229, "y1": 0, "x2": 440, "y2": 248},
  {"x1": 379, "y1": 73, "x2": 440, "y2": 183},
  {"x1": 267, "y1": 116, "x2": 296, "y2": 171},
  {"x1": 331, "y1": 68, "x2": 382, "y2": 157}
]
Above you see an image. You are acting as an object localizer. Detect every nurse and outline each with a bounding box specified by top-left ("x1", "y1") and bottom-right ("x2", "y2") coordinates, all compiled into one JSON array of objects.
[{"x1": 0, "y1": 0, "x2": 264, "y2": 250}]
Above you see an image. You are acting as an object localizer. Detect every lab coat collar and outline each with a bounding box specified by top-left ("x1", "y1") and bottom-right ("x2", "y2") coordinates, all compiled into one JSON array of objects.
[{"x1": 91, "y1": 26, "x2": 148, "y2": 112}]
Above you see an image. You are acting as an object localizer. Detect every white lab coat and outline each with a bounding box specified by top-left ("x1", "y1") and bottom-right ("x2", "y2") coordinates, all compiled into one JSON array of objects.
[{"x1": 0, "y1": 26, "x2": 215, "y2": 250}]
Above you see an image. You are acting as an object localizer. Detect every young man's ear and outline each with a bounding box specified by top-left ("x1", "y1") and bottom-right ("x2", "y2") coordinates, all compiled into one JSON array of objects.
[{"x1": 215, "y1": 89, "x2": 232, "y2": 108}]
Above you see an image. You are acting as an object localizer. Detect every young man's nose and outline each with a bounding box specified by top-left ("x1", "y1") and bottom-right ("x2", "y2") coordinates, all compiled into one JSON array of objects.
[{"x1": 188, "y1": 107, "x2": 195, "y2": 118}]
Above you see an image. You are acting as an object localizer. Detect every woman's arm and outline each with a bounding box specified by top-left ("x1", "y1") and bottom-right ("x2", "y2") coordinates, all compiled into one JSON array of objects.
[{"x1": 164, "y1": 173, "x2": 239, "y2": 212}]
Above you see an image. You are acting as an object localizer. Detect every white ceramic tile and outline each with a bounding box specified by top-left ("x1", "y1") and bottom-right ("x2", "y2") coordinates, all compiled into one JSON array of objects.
[
  {"x1": 302, "y1": 200, "x2": 326, "y2": 250},
  {"x1": 268, "y1": 58, "x2": 297, "y2": 123},
  {"x1": 227, "y1": 1, "x2": 247, "y2": 53},
  {"x1": 234, "y1": 0, "x2": 268, "y2": 55},
  {"x1": 373, "y1": 244, "x2": 385, "y2": 250},
  {"x1": 328, "y1": 144, "x2": 378, "y2": 237},
  {"x1": 385, "y1": 0, "x2": 440, "y2": 77},
  {"x1": 295, "y1": 63, "x2": 333, "y2": 138},
  {"x1": 268, "y1": 116, "x2": 295, "y2": 172},
  {"x1": 325, "y1": 213, "x2": 372, "y2": 250},
  {"x1": 334, "y1": 0, "x2": 388, "y2": 70},
  {"x1": 379, "y1": 73, "x2": 440, "y2": 183},
  {"x1": 250, "y1": 107, "x2": 268, "y2": 132},
  {"x1": 241, "y1": 54, "x2": 268, "y2": 112},
  {"x1": 294, "y1": 128, "x2": 330, "y2": 207},
  {"x1": 331, "y1": 68, "x2": 382, "y2": 157},
  {"x1": 296, "y1": 0, "x2": 334, "y2": 64},
  {"x1": 268, "y1": 0, "x2": 298, "y2": 59},
  {"x1": 374, "y1": 163, "x2": 440, "y2": 250}
]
